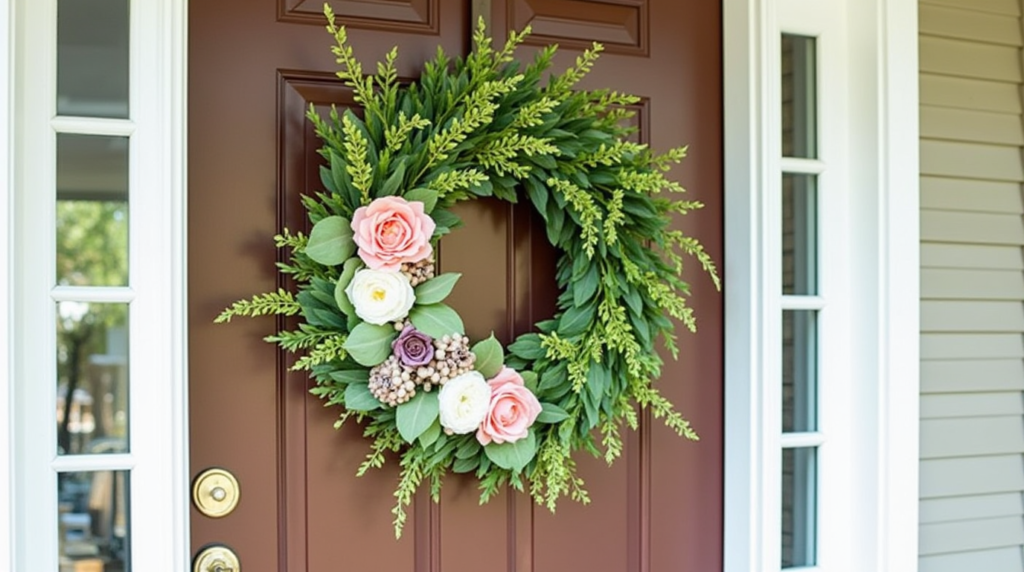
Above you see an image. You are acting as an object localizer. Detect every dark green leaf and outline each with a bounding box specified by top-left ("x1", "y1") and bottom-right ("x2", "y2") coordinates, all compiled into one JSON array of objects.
[
  {"x1": 558, "y1": 301, "x2": 595, "y2": 337},
  {"x1": 379, "y1": 158, "x2": 407, "y2": 197},
  {"x1": 507, "y1": 333, "x2": 545, "y2": 361},
  {"x1": 573, "y1": 262, "x2": 600, "y2": 307},
  {"x1": 452, "y1": 456, "x2": 480, "y2": 473}
]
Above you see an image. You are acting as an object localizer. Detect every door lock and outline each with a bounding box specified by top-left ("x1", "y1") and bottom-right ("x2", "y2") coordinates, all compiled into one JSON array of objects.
[
  {"x1": 193, "y1": 544, "x2": 241, "y2": 572},
  {"x1": 192, "y1": 467, "x2": 240, "y2": 518}
]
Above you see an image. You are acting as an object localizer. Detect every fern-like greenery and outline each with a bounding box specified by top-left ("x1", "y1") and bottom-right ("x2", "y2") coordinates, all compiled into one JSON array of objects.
[{"x1": 217, "y1": 5, "x2": 719, "y2": 538}]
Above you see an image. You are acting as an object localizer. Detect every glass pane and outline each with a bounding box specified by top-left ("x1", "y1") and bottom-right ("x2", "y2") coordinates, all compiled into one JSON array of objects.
[
  {"x1": 57, "y1": 302, "x2": 129, "y2": 456},
  {"x1": 58, "y1": 470, "x2": 130, "y2": 570},
  {"x1": 57, "y1": 0, "x2": 129, "y2": 118},
  {"x1": 782, "y1": 173, "x2": 817, "y2": 295},
  {"x1": 57, "y1": 134, "x2": 129, "y2": 287},
  {"x1": 781, "y1": 34, "x2": 817, "y2": 158},
  {"x1": 782, "y1": 310, "x2": 817, "y2": 432},
  {"x1": 782, "y1": 447, "x2": 817, "y2": 568}
]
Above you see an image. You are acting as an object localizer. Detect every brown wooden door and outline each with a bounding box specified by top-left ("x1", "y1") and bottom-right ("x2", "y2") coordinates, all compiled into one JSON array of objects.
[{"x1": 189, "y1": 1, "x2": 722, "y2": 570}]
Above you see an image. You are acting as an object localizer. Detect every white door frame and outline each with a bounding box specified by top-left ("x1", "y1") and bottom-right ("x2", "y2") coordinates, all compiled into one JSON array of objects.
[
  {"x1": 723, "y1": 0, "x2": 920, "y2": 570},
  {"x1": 4, "y1": 0, "x2": 189, "y2": 569}
]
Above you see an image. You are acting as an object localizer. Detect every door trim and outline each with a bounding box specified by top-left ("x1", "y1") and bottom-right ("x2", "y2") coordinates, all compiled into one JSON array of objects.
[
  {"x1": 723, "y1": 0, "x2": 920, "y2": 570},
  {"x1": 6, "y1": 0, "x2": 190, "y2": 568}
]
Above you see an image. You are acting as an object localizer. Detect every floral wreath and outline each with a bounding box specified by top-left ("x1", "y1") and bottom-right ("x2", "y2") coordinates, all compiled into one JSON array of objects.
[{"x1": 218, "y1": 6, "x2": 719, "y2": 538}]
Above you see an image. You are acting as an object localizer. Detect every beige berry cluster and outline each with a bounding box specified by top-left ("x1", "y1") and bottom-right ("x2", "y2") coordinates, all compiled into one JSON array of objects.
[
  {"x1": 400, "y1": 256, "x2": 435, "y2": 287},
  {"x1": 367, "y1": 333, "x2": 477, "y2": 406}
]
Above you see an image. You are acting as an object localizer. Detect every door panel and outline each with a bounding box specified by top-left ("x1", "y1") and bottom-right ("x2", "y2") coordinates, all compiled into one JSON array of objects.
[{"x1": 189, "y1": 1, "x2": 722, "y2": 570}]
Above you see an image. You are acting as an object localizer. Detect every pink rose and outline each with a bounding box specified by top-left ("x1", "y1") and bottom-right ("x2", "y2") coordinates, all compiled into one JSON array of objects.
[
  {"x1": 477, "y1": 367, "x2": 542, "y2": 446},
  {"x1": 351, "y1": 196, "x2": 436, "y2": 271}
]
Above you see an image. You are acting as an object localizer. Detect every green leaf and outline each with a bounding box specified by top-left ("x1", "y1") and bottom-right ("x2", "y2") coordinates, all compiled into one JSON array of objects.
[
  {"x1": 344, "y1": 383, "x2": 382, "y2": 411},
  {"x1": 536, "y1": 402, "x2": 570, "y2": 424},
  {"x1": 418, "y1": 418, "x2": 442, "y2": 447},
  {"x1": 404, "y1": 187, "x2": 439, "y2": 213},
  {"x1": 484, "y1": 430, "x2": 537, "y2": 472},
  {"x1": 573, "y1": 263, "x2": 600, "y2": 307},
  {"x1": 431, "y1": 209, "x2": 463, "y2": 230},
  {"x1": 329, "y1": 369, "x2": 369, "y2": 384},
  {"x1": 409, "y1": 304, "x2": 465, "y2": 338},
  {"x1": 396, "y1": 390, "x2": 440, "y2": 443},
  {"x1": 452, "y1": 456, "x2": 479, "y2": 473},
  {"x1": 333, "y1": 258, "x2": 362, "y2": 318},
  {"x1": 343, "y1": 322, "x2": 397, "y2": 367},
  {"x1": 413, "y1": 273, "x2": 461, "y2": 305},
  {"x1": 508, "y1": 333, "x2": 545, "y2": 361},
  {"x1": 558, "y1": 302, "x2": 595, "y2": 337},
  {"x1": 521, "y1": 370, "x2": 539, "y2": 393},
  {"x1": 306, "y1": 216, "x2": 355, "y2": 266},
  {"x1": 455, "y1": 437, "x2": 482, "y2": 459},
  {"x1": 471, "y1": 334, "x2": 504, "y2": 379},
  {"x1": 380, "y1": 158, "x2": 407, "y2": 197}
]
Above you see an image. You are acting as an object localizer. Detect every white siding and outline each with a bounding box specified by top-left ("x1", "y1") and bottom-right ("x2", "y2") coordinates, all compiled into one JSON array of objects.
[{"x1": 920, "y1": 1, "x2": 1024, "y2": 570}]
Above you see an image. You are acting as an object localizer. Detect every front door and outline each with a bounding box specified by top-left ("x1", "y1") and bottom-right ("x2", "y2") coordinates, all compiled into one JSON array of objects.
[{"x1": 188, "y1": 1, "x2": 722, "y2": 570}]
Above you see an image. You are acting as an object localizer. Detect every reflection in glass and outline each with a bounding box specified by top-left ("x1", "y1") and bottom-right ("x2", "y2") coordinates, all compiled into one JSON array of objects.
[
  {"x1": 782, "y1": 310, "x2": 817, "y2": 433},
  {"x1": 58, "y1": 470, "x2": 130, "y2": 571},
  {"x1": 782, "y1": 447, "x2": 817, "y2": 568},
  {"x1": 58, "y1": 0, "x2": 129, "y2": 118},
  {"x1": 781, "y1": 173, "x2": 817, "y2": 295},
  {"x1": 57, "y1": 134, "x2": 129, "y2": 287},
  {"x1": 781, "y1": 34, "x2": 817, "y2": 158},
  {"x1": 56, "y1": 302, "x2": 129, "y2": 456}
]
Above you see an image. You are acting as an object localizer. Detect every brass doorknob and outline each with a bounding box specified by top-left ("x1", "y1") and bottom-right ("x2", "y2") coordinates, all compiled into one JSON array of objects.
[
  {"x1": 193, "y1": 545, "x2": 241, "y2": 572},
  {"x1": 192, "y1": 467, "x2": 240, "y2": 518}
]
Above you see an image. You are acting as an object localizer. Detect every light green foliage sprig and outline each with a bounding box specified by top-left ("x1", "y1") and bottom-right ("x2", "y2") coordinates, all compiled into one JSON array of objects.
[{"x1": 216, "y1": 6, "x2": 719, "y2": 539}]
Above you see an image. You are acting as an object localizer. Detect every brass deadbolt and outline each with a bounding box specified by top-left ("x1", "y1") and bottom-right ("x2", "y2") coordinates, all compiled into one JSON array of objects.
[
  {"x1": 192, "y1": 468, "x2": 240, "y2": 518},
  {"x1": 193, "y1": 544, "x2": 241, "y2": 572}
]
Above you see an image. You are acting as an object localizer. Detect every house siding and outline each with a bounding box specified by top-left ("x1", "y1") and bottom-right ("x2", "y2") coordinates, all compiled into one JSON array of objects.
[{"x1": 919, "y1": 1, "x2": 1024, "y2": 570}]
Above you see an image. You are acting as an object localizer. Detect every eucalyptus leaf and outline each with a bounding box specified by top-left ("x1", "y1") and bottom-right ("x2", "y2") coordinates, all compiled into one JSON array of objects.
[
  {"x1": 409, "y1": 304, "x2": 465, "y2": 338},
  {"x1": 471, "y1": 334, "x2": 504, "y2": 379},
  {"x1": 536, "y1": 402, "x2": 570, "y2": 424},
  {"x1": 329, "y1": 369, "x2": 369, "y2": 384},
  {"x1": 333, "y1": 258, "x2": 362, "y2": 318},
  {"x1": 396, "y1": 391, "x2": 440, "y2": 444},
  {"x1": 404, "y1": 187, "x2": 439, "y2": 213},
  {"x1": 484, "y1": 430, "x2": 537, "y2": 472},
  {"x1": 343, "y1": 322, "x2": 397, "y2": 367},
  {"x1": 306, "y1": 216, "x2": 355, "y2": 266},
  {"x1": 344, "y1": 383, "x2": 382, "y2": 412},
  {"x1": 413, "y1": 273, "x2": 461, "y2": 305},
  {"x1": 418, "y1": 418, "x2": 442, "y2": 448}
]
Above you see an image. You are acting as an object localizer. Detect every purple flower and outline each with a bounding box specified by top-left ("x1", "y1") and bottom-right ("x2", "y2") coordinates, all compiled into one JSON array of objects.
[{"x1": 392, "y1": 326, "x2": 434, "y2": 368}]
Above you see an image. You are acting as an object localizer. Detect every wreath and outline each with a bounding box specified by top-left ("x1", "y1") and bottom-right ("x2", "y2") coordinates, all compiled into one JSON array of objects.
[{"x1": 217, "y1": 6, "x2": 719, "y2": 538}]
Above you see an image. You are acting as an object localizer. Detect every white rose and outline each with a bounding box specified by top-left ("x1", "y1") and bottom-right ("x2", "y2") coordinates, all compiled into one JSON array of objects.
[
  {"x1": 438, "y1": 371, "x2": 491, "y2": 434},
  {"x1": 345, "y1": 269, "x2": 415, "y2": 325}
]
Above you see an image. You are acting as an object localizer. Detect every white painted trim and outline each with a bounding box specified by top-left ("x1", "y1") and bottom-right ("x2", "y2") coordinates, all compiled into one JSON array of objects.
[
  {"x1": 0, "y1": 0, "x2": 12, "y2": 569},
  {"x1": 9, "y1": 0, "x2": 190, "y2": 568},
  {"x1": 723, "y1": 1, "x2": 777, "y2": 570},
  {"x1": 723, "y1": 0, "x2": 919, "y2": 571}
]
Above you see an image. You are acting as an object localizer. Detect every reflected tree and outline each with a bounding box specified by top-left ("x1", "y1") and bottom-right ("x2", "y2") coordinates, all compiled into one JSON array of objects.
[{"x1": 56, "y1": 200, "x2": 128, "y2": 454}]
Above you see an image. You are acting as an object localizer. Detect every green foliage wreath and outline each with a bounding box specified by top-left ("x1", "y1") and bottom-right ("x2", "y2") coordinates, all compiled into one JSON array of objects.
[{"x1": 217, "y1": 6, "x2": 719, "y2": 538}]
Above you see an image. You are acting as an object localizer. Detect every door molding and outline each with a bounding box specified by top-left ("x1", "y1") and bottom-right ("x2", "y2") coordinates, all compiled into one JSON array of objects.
[{"x1": 722, "y1": 0, "x2": 920, "y2": 570}]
